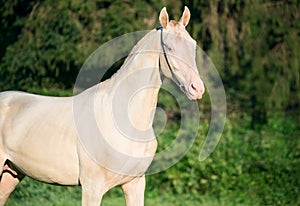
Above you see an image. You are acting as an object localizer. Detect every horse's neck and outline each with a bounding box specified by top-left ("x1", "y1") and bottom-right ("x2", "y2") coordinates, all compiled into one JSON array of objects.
[{"x1": 101, "y1": 30, "x2": 162, "y2": 131}]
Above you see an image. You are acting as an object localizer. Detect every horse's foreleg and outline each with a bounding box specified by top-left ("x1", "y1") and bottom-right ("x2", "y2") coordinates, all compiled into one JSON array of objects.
[
  {"x1": 0, "y1": 161, "x2": 24, "y2": 206},
  {"x1": 78, "y1": 145, "x2": 108, "y2": 206},
  {"x1": 80, "y1": 172, "x2": 108, "y2": 206},
  {"x1": 121, "y1": 175, "x2": 146, "y2": 206},
  {"x1": 81, "y1": 182, "x2": 105, "y2": 206}
]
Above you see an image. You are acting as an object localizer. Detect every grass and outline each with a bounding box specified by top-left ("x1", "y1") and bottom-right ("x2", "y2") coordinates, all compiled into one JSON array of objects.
[{"x1": 7, "y1": 180, "x2": 257, "y2": 206}]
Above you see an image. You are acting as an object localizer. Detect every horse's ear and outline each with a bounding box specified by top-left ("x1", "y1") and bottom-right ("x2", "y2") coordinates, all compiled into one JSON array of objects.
[
  {"x1": 179, "y1": 6, "x2": 191, "y2": 27},
  {"x1": 159, "y1": 7, "x2": 169, "y2": 29}
]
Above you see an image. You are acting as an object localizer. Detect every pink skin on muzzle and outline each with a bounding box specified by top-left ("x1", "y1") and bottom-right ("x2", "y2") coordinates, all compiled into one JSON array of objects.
[{"x1": 187, "y1": 71, "x2": 205, "y2": 100}]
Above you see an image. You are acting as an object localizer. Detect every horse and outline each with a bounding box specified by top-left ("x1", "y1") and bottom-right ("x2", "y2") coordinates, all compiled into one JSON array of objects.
[{"x1": 0, "y1": 7, "x2": 204, "y2": 205}]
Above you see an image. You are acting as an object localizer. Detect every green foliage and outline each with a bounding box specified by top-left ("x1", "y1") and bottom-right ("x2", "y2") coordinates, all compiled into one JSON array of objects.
[
  {"x1": 148, "y1": 113, "x2": 300, "y2": 205},
  {"x1": 0, "y1": 0, "x2": 158, "y2": 91},
  {"x1": 188, "y1": 0, "x2": 300, "y2": 126}
]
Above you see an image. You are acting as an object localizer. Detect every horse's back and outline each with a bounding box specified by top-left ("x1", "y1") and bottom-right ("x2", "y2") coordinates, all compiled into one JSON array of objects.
[{"x1": 0, "y1": 91, "x2": 80, "y2": 185}]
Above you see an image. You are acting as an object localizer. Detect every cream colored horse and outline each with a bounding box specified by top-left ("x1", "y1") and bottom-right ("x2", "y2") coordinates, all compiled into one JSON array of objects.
[{"x1": 0, "y1": 7, "x2": 204, "y2": 206}]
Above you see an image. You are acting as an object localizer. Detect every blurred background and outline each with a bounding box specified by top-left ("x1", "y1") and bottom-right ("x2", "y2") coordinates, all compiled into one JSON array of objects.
[{"x1": 1, "y1": 0, "x2": 299, "y2": 205}]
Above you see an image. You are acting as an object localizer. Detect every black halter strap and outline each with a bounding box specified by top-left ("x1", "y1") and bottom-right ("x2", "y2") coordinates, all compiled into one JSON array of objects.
[
  {"x1": 156, "y1": 26, "x2": 173, "y2": 74},
  {"x1": 156, "y1": 26, "x2": 185, "y2": 91}
]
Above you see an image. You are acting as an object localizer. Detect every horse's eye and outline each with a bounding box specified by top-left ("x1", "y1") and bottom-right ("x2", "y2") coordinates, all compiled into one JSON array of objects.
[
  {"x1": 166, "y1": 45, "x2": 173, "y2": 52},
  {"x1": 168, "y1": 47, "x2": 174, "y2": 52},
  {"x1": 163, "y1": 43, "x2": 173, "y2": 52}
]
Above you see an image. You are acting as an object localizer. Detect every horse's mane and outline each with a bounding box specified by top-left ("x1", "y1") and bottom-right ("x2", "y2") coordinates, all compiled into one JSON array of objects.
[
  {"x1": 121, "y1": 29, "x2": 157, "y2": 67},
  {"x1": 100, "y1": 29, "x2": 157, "y2": 85}
]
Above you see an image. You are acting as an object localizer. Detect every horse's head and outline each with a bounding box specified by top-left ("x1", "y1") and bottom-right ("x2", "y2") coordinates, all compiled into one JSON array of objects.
[{"x1": 158, "y1": 6, "x2": 205, "y2": 100}]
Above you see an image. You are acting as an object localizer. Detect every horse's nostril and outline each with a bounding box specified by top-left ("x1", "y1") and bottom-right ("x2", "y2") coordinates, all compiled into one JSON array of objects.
[
  {"x1": 190, "y1": 82, "x2": 199, "y2": 93},
  {"x1": 191, "y1": 83, "x2": 197, "y2": 91},
  {"x1": 189, "y1": 81, "x2": 205, "y2": 99}
]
